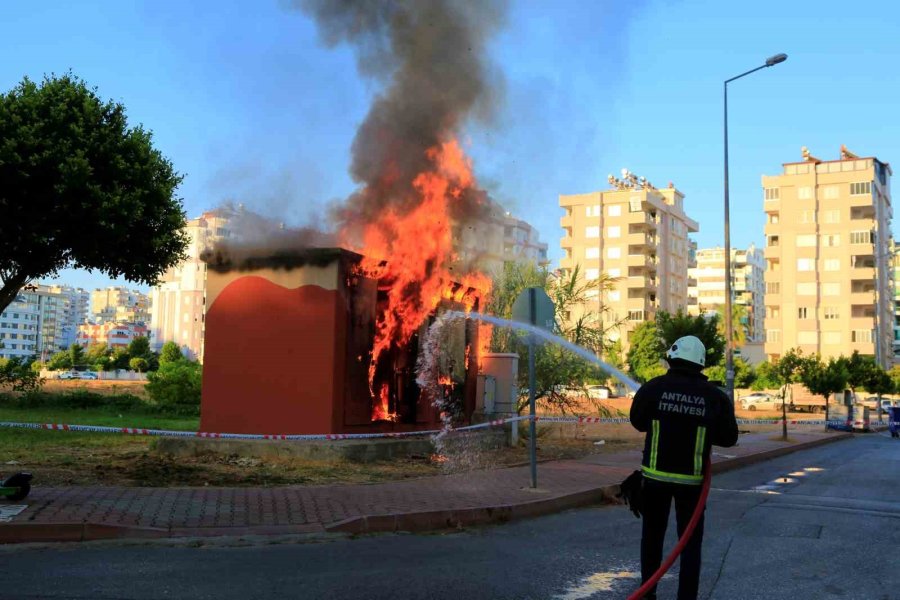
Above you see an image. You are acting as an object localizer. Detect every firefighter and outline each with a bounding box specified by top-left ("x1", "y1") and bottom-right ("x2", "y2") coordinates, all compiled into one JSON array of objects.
[{"x1": 629, "y1": 335, "x2": 738, "y2": 600}]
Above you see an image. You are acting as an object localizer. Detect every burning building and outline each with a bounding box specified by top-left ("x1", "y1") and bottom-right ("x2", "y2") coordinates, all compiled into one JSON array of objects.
[{"x1": 199, "y1": 248, "x2": 483, "y2": 435}]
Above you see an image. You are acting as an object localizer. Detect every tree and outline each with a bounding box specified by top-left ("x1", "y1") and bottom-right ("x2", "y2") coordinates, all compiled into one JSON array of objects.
[
  {"x1": 751, "y1": 361, "x2": 781, "y2": 391},
  {"x1": 85, "y1": 343, "x2": 110, "y2": 366},
  {"x1": 487, "y1": 263, "x2": 626, "y2": 414},
  {"x1": 0, "y1": 73, "x2": 188, "y2": 315},
  {"x1": 844, "y1": 351, "x2": 876, "y2": 397},
  {"x1": 146, "y1": 360, "x2": 202, "y2": 415},
  {"x1": 656, "y1": 310, "x2": 725, "y2": 368},
  {"x1": 129, "y1": 357, "x2": 149, "y2": 373},
  {"x1": 68, "y1": 344, "x2": 86, "y2": 369},
  {"x1": 127, "y1": 336, "x2": 152, "y2": 360},
  {"x1": 159, "y1": 341, "x2": 184, "y2": 365},
  {"x1": 890, "y1": 366, "x2": 900, "y2": 396},
  {"x1": 706, "y1": 357, "x2": 755, "y2": 388},
  {"x1": 47, "y1": 351, "x2": 72, "y2": 371},
  {"x1": 626, "y1": 321, "x2": 666, "y2": 383},
  {"x1": 0, "y1": 357, "x2": 43, "y2": 392},
  {"x1": 797, "y1": 355, "x2": 848, "y2": 425},
  {"x1": 864, "y1": 365, "x2": 894, "y2": 420},
  {"x1": 110, "y1": 348, "x2": 131, "y2": 370},
  {"x1": 773, "y1": 349, "x2": 805, "y2": 440},
  {"x1": 713, "y1": 303, "x2": 748, "y2": 348}
]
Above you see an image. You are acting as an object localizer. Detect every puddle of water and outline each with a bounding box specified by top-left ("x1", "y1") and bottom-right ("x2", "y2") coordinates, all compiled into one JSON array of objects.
[
  {"x1": 787, "y1": 471, "x2": 807, "y2": 477},
  {"x1": 803, "y1": 467, "x2": 825, "y2": 472},
  {"x1": 771, "y1": 477, "x2": 797, "y2": 484},
  {"x1": 752, "y1": 484, "x2": 781, "y2": 494},
  {"x1": 554, "y1": 568, "x2": 672, "y2": 599}
]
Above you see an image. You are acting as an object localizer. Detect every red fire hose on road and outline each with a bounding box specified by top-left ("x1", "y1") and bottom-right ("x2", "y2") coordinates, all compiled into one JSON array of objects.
[{"x1": 626, "y1": 458, "x2": 712, "y2": 600}]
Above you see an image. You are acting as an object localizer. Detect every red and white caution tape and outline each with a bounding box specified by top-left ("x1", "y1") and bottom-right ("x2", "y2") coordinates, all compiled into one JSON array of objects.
[{"x1": 0, "y1": 414, "x2": 878, "y2": 441}]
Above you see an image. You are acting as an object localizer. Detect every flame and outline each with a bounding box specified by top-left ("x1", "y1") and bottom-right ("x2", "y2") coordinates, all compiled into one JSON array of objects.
[
  {"x1": 371, "y1": 385, "x2": 399, "y2": 422},
  {"x1": 350, "y1": 138, "x2": 491, "y2": 415},
  {"x1": 438, "y1": 375, "x2": 454, "y2": 387}
]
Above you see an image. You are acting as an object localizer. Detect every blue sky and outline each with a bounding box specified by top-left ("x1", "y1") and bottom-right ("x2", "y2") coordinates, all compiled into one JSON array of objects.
[{"x1": 3, "y1": 0, "x2": 898, "y2": 291}]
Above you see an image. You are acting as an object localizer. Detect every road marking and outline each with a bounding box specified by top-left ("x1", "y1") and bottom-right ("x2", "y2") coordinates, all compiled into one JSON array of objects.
[{"x1": 0, "y1": 505, "x2": 27, "y2": 522}]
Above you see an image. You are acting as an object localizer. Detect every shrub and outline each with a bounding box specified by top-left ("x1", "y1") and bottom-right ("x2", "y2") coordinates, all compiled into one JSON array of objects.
[
  {"x1": 146, "y1": 360, "x2": 202, "y2": 415},
  {"x1": 0, "y1": 357, "x2": 43, "y2": 392}
]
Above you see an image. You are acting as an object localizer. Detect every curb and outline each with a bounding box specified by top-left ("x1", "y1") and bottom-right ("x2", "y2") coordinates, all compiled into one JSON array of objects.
[{"x1": 0, "y1": 432, "x2": 855, "y2": 544}]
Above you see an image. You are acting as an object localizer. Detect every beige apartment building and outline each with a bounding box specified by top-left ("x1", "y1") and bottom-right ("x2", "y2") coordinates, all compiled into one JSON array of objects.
[
  {"x1": 149, "y1": 209, "x2": 232, "y2": 361},
  {"x1": 456, "y1": 201, "x2": 549, "y2": 275},
  {"x1": 762, "y1": 146, "x2": 893, "y2": 368},
  {"x1": 559, "y1": 171, "x2": 699, "y2": 347},
  {"x1": 687, "y1": 245, "x2": 766, "y2": 343},
  {"x1": 90, "y1": 287, "x2": 150, "y2": 325}
]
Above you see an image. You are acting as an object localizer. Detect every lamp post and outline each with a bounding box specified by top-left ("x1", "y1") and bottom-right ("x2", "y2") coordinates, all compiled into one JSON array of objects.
[{"x1": 724, "y1": 53, "x2": 787, "y2": 402}]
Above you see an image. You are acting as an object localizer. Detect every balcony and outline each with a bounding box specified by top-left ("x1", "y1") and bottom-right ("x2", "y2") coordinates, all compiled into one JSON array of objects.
[
  {"x1": 626, "y1": 211, "x2": 659, "y2": 229},
  {"x1": 850, "y1": 291, "x2": 874, "y2": 305},
  {"x1": 560, "y1": 215, "x2": 574, "y2": 228},
  {"x1": 848, "y1": 193, "x2": 874, "y2": 208},
  {"x1": 561, "y1": 237, "x2": 574, "y2": 248},
  {"x1": 627, "y1": 276, "x2": 658, "y2": 291}
]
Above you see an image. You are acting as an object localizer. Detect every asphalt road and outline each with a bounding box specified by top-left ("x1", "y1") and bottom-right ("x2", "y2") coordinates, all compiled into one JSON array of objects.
[{"x1": 1, "y1": 434, "x2": 898, "y2": 600}]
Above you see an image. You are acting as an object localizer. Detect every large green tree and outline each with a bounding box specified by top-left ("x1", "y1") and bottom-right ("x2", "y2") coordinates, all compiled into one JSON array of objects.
[
  {"x1": 656, "y1": 310, "x2": 725, "y2": 368},
  {"x1": 797, "y1": 354, "x2": 848, "y2": 425},
  {"x1": 0, "y1": 73, "x2": 188, "y2": 314},
  {"x1": 626, "y1": 320, "x2": 666, "y2": 383},
  {"x1": 773, "y1": 349, "x2": 805, "y2": 439}
]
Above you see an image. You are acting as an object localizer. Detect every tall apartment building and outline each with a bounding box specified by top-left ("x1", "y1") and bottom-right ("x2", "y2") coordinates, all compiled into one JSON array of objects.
[
  {"x1": 893, "y1": 246, "x2": 900, "y2": 361},
  {"x1": 456, "y1": 202, "x2": 549, "y2": 275},
  {"x1": 559, "y1": 171, "x2": 699, "y2": 346},
  {"x1": 149, "y1": 209, "x2": 232, "y2": 360},
  {"x1": 91, "y1": 287, "x2": 150, "y2": 325},
  {"x1": 687, "y1": 245, "x2": 766, "y2": 343},
  {"x1": 0, "y1": 294, "x2": 39, "y2": 360},
  {"x1": 762, "y1": 146, "x2": 893, "y2": 368},
  {"x1": 76, "y1": 322, "x2": 149, "y2": 349}
]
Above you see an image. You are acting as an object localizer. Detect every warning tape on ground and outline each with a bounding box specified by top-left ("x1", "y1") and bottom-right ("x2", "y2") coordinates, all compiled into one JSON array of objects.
[
  {"x1": 1, "y1": 415, "x2": 887, "y2": 441},
  {"x1": 0, "y1": 416, "x2": 533, "y2": 441}
]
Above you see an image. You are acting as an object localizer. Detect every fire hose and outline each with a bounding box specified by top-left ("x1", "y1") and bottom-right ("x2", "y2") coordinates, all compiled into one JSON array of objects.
[{"x1": 626, "y1": 457, "x2": 712, "y2": 600}]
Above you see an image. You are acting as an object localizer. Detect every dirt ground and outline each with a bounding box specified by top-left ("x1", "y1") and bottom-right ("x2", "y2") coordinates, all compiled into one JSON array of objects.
[{"x1": 41, "y1": 379, "x2": 149, "y2": 399}]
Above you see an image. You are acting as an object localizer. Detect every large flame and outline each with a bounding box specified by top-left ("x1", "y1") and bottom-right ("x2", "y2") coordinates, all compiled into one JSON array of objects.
[{"x1": 347, "y1": 139, "x2": 490, "y2": 420}]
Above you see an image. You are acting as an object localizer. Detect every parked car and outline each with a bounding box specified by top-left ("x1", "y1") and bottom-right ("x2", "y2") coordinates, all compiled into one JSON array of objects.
[
  {"x1": 739, "y1": 392, "x2": 781, "y2": 411},
  {"x1": 587, "y1": 385, "x2": 612, "y2": 400},
  {"x1": 57, "y1": 371, "x2": 80, "y2": 380},
  {"x1": 78, "y1": 372, "x2": 98, "y2": 380}
]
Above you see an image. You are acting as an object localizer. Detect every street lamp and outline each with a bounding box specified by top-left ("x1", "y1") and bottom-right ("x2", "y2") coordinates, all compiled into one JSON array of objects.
[{"x1": 724, "y1": 53, "x2": 787, "y2": 402}]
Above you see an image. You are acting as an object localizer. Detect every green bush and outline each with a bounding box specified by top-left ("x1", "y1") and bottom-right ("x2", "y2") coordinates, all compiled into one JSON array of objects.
[
  {"x1": 145, "y1": 360, "x2": 202, "y2": 416},
  {"x1": 0, "y1": 390, "x2": 146, "y2": 412}
]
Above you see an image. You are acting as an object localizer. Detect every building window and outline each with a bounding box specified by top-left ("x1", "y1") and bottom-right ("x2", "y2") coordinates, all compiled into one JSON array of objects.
[
  {"x1": 764, "y1": 188, "x2": 780, "y2": 200},
  {"x1": 823, "y1": 332, "x2": 841, "y2": 345},
  {"x1": 799, "y1": 210, "x2": 815, "y2": 223},
  {"x1": 627, "y1": 310, "x2": 644, "y2": 321},
  {"x1": 796, "y1": 282, "x2": 816, "y2": 295},
  {"x1": 822, "y1": 283, "x2": 841, "y2": 297},
  {"x1": 796, "y1": 234, "x2": 816, "y2": 247},
  {"x1": 797, "y1": 258, "x2": 814, "y2": 272},
  {"x1": 585, "y1": 247, "x2": 600, "y2": 259},
  {"x1": 798, "y1": 187, "x2": 813, "y2": 199},
  {"x1": 824, "y1": 259, "x2": 840, "y2": 271},
  {"x1": 798, "y1": 331, "x2": 818, "y2": 345},
  {"x1": 823, "y1": 210, "x2": 840, "y2": 223},
  {"x1": 607, "y1": 205, "x2": 621, "y2": 217},
  {"x1": 851, "y1": 329, "x2": 874, "y2": 343},
  {"x1": 629, "y1": 196, "x2": 642, "y2": 212},
  {"x1": 766, "y1": 282, "x2": 780, "y2": 294},
  {"x1": 608, "y1": 268, "x2": 621, "y2": 278},
  {"x1": 823, "y1": 186, "x2": 839, "y2": 199},
  {"x1": 585, "y1": 268, "x2": 600, "y2": 281},
  {"x1": 585, "y1": 226, "x2": 600, "y2": 238},
  {"x1": 607, "y1": 226, "x2": 621, "y2": 238},
  {"x1": 607, "y1": 247, "x2": 621, "y2": 259},
  {"x1": 768, "y1": 213, "x2": 780, "y2": 224},
  {"x1": 766, "y1": 307, "x2": 780, "y2": 319},
  {"x1": 798, "y1": 307, "x2": 809, "y2": 319},
  {"x1": 850, "y1": 230, "x2": 873, "y2": 244},
  {"x1": 850, "y1": 181, "x2": 871, "y2": 196},
  {"x1": 586, "y1": 205, "x2": 601, "y2": 217},
  {"x1": 608, "y1": 290, "x2": 621, "y2": 302},
  {"x1": 766, "y1": 330, "x2": 781, "y2": 343},
  {"x1": 822, "y1": 234, "x2": 840, "y2": 247}
]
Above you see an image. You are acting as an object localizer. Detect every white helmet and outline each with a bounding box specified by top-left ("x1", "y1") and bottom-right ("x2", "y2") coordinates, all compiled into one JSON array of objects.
[{"x1": 666, "y1": 335, "x2": 706, "y2": 367}]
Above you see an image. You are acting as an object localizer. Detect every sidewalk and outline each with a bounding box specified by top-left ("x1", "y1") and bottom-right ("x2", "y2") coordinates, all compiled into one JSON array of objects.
[{"x1": 0, "y1": 430, "x2": 851, "y2": 544}]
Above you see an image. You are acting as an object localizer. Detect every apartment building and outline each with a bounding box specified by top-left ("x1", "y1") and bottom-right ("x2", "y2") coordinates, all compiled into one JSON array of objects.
[
  {"x1": 456, "y1": 202, "x2": 549, "y2": 275},
  {"x1": 76, "y1": 322, "x2": 149, "y2": 349},
  {"x1": 559, "y1": 171, "x2": 699, "y2": 346},
  {"x1": 91, "y1": 287, "x2": 151, "y2": 325},
  {"x1": 0, "y1": 294, "x2": 39, "y2": 360},
  {"x1": 46, "y1": 285, "x2": 90, "y2": 348},
  {"x1": 893, "y1": 246, "x2": 900, "y2": 361},
  {"x1": 762, "y1": 146, "x2": 893, "y2": 368},
  {"x1": 149, "y1": 209, "x2": 232, "y2": 360},
  {"x1": 687, "y1": 245, "x2": 766, "y2": 343}
]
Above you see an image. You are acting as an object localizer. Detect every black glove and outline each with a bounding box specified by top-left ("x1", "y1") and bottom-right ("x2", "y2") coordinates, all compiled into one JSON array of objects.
[{"x1": 616, "y1": 470, "x2": 643, "y2": 518}]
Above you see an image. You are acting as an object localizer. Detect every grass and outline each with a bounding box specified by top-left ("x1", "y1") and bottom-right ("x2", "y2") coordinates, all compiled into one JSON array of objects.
[{"x1": 0, "y1": 406, "x2": 198, "y2": 431}]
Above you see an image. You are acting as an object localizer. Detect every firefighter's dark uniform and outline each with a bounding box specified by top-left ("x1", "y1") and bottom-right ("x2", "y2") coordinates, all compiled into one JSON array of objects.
[{"x1": 630, "y1": 364, "x2": 738, "y2": 600}]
